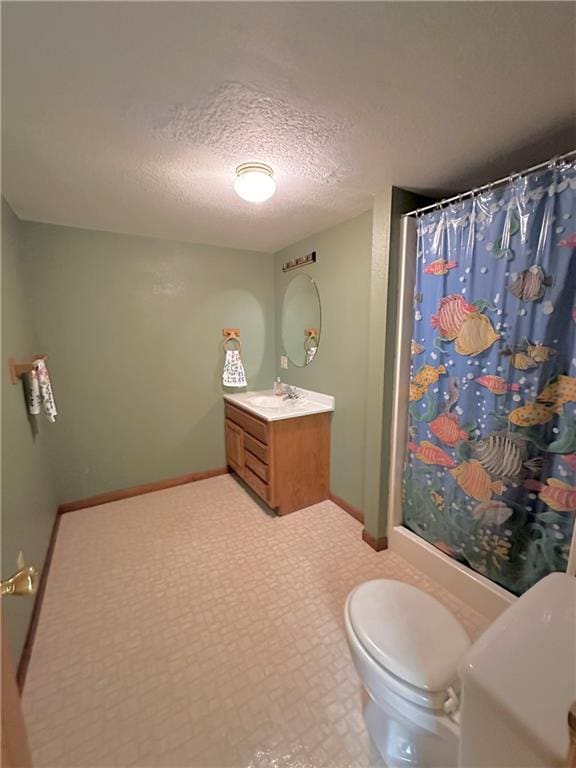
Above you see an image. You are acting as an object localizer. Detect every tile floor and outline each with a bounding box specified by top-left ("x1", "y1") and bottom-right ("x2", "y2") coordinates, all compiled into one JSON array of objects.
[{"x1": 23, "y1": 475, "x2": 489, "y2": 768}]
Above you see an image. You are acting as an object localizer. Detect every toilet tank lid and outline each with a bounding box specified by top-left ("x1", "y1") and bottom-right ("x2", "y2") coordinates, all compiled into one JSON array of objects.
[
  {"x1": 347, "y1": 579, "x2": 471, "y2": 692},
  {"x1": 459, "y1": 572, "x2": 576, "y2": 765}
]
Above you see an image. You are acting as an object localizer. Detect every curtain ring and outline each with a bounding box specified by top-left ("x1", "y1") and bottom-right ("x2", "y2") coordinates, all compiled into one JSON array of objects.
[{"x1": 486, "y1": 182, "x2": 498, "y2": 204}]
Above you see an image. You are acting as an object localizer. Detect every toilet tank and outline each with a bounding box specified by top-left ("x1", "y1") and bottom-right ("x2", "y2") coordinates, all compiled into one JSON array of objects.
[{"x1": 458, "y1": 572, "x2": 576, "y2": 768}]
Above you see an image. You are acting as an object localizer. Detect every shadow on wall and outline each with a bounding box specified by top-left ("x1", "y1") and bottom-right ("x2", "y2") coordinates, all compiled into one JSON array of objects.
[
  {"x1": 85, "y1": 287, "x2": 272, "y2": 494},
  {"x1": 14, "y1": 378, "x2": 41, "y2": 442},
  {"x1": 19, "y1": 220, "x2": 276, "y2": 503},
  {"x1": 171, "y1": 288, "x2": 274, "y2": 483}
]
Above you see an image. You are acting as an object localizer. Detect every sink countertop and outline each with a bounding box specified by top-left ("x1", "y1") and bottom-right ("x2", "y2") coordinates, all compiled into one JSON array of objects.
[{"x1": 223, "y1": 388, "x2": 335, "y2": 422}]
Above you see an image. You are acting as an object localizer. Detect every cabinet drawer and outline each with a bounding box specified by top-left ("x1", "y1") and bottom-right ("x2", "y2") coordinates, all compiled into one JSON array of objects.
[
  {"x1": 244, "y1": 467, "x2": 269, "y2": 502},
  {"x1": 244, "y1": 433, "x2": 269, "y2": 464},
  {"x1": 225, "y1": 404, "x2": 268, "y2": 444},
  {"x1": 245, "y1": 450, "x2": 269, "y2": 483}
]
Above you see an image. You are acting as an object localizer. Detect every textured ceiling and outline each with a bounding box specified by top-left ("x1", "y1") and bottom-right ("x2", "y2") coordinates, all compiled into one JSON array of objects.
[{"x1": 2, "y1": 2, "x2": 575, "y2": 252}]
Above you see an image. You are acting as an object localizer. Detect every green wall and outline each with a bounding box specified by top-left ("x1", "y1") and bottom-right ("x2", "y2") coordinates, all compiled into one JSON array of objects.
[
  {"x1": 274, "y1": 211, "x2": 373, "y2": 510},
  {"x1": 362, "y1": 189, "x2": 393, "y2": 538},
  {"x1": 2, "y1": 199, "x2": 58, "y2": 662},
  {"x1": 2, "y1": 198, "x2": 398, "y2": 664},
  {"x1": 362, "y1": 188, "x2": 433, "y2": 540},
  {"x1": 21, "y1": 222, "x2": 276, "y2": 503}
]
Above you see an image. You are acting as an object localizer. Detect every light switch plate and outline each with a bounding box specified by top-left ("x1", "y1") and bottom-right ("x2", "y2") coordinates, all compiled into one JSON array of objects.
[{"x1": 280, "y1": 356, "x2": 288, "y2": 369}]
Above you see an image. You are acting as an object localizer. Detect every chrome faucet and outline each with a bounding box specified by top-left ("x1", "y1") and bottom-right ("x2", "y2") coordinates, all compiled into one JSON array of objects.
[{"x1": 282, "y1": 385, "x2": 300, "y2": 400}]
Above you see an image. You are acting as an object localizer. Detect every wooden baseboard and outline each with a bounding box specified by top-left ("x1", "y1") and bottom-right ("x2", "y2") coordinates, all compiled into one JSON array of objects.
[
  {"x1": 58, "y1": 467, "x2": 228, "y2": 514},
  {"x1": 329, "y1": 492, "x2": 364, "y2": 524},
  {"x1": 362, "y1": 528, "x2": 388, "y2": 551},
  {"x1": 17, "y1": 513, "x2": 61, "y2": 692}
]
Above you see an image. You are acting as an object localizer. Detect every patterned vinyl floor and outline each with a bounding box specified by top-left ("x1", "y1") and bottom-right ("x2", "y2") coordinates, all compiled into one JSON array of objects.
[{"x1": 23, "y1": 474, "x2": 489, "y2": 768}]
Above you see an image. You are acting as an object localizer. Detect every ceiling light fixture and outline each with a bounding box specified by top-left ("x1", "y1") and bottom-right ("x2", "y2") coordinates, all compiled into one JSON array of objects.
[{"x1": 234, "y1": 162, "x2": 276, "y2": 203}]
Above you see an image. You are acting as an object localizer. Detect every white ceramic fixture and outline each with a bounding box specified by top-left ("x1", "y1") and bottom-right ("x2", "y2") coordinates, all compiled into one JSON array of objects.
[
  {"x1": 233, "y1": 162, "x2": 276, "y2": 203},
  {"x1": 344, "y1": 573, "x2": 576, "y2": 768},
  {"x1": 458, "y1": 571, "x2": 576, "y2": 767},
  {"x1": 246, "y1": 395, "x2": 292, "y2": 410},
  {"x1": 223, "y1": 388, "x2": 334, "y2": 422}
]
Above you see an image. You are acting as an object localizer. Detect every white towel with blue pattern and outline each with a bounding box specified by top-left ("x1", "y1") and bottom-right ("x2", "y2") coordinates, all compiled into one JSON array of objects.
[
  {"x1": 27, "y1": 359, "x2": 58, "y2": 422},
  {"x1": 222, "y1": 349, "x2": 247, "y2": 388}
]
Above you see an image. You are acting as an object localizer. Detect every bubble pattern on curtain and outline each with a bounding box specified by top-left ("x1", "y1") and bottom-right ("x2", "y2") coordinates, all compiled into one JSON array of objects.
[{"x1": 403, "y1": 160, "x2": 576, "y2": 595}]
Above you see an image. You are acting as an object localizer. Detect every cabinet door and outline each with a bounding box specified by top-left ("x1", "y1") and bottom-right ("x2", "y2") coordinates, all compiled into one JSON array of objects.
[{"x1": 225, "y1": 419, "x2": 244, "y2": 476}]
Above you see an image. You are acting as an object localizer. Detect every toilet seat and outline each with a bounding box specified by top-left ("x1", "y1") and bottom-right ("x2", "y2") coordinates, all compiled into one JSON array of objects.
[{"x1": 346, "y1": 580, "x2": 471, "y2": 710}]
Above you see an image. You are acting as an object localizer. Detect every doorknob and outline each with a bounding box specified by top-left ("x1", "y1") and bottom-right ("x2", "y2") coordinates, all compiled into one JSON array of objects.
[{"x1": 1, "y1": 565, "x2": 38, "y2": 597}]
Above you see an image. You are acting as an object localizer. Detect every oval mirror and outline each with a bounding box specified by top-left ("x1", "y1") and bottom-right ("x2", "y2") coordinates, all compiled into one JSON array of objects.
[{"x1": 281, "y1": 274, "x2": 321, "y2": 367}]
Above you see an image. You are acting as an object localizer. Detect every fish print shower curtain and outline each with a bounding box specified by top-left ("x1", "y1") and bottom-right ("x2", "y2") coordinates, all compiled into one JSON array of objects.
[{"x1": 403, "y1": 158, "x2": 576, "y2": 595}]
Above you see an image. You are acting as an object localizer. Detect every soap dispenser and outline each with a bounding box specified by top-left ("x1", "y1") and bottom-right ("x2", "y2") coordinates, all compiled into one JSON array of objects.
[{"x1": 273, "y1": 377, "x2": 283, "y2": 396}]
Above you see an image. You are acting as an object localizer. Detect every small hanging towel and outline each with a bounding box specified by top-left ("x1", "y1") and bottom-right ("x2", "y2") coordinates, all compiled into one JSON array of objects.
[
  {"x1": 27, "y1": 359, "x2": 58, "y2": 422},
  {"x1": 27, "y1": 366, "x2": 41, "y2": 416},
  {"x1": 304, "y1": 331, "x2": 318, "y2": 365},
  {"x1": 306, "y1": 343, "x2": 318, "y2": 365},
  {"x1": 222, "y1": 349, "x2": 247, "y2": 388}
]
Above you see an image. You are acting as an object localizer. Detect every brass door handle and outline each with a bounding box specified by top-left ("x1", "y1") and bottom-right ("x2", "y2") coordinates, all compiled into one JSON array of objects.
[{"x1": 1, "y1": 565, "x2": 38, "y2": 597}]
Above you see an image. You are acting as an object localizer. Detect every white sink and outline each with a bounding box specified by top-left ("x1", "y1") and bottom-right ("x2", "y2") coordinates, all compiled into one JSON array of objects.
[
  {"x1": 224, "y1": 388, "x2": 334, "y2": 422},
  {"x1": 247, "y1": 395, "x2": 294, "y2": 409}
]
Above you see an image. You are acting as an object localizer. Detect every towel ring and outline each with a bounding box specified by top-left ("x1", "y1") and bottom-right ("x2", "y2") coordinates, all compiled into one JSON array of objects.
[
  {"x1": 222, "y1": 327, "x2": 241, "y2": 352},
  {"x1": 223, "y1": 337, "x2": 241, "y2": 352},
  {"x1": 304, "y1": 327, "x2": 319, "y2": 351}
]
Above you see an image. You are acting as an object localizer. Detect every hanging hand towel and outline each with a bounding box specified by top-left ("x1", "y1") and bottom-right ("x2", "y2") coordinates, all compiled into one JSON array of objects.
[
  {"x1": 27, "y1": 367, "x2": 42, "y2": 416},
  {"x1": 222, "y1": 349, "x2": 247, "y2": 388},
  {"x1": 306, "y1": 343, "x2": 318, "y2": 365},
  {"x1": 27, "y1": 359, "x2": 58, "y2": 422}
]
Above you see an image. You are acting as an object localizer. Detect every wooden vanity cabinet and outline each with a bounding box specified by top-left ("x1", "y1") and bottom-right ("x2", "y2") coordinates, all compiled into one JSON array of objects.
[
  {"x1": 225, "y1": 419, "x2": 244, "y2": 476},
  {"x1": 224, "y1": 402, "x2": 330, "y2": 515}
]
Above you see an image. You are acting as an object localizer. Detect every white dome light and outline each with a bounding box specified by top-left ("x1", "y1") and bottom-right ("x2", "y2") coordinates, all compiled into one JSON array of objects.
[{"x1": 234, "y1": 162, "x2": 276, "y2": 203}]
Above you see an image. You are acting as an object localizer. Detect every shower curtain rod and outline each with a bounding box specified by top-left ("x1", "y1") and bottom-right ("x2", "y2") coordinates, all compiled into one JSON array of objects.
[{"x1": 402, "y1": 148, "x2": 576, "y2": 218}]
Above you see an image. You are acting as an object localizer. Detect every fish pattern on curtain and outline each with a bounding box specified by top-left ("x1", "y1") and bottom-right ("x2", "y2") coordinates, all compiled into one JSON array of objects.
[{"x1": 402, "y1": 159, "x2": 576, "y2": 596}]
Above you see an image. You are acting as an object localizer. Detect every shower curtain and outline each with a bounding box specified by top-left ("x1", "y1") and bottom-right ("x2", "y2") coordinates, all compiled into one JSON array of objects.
[{"x1": 402, "y1": 158, "x2": 576, "y2": 595}]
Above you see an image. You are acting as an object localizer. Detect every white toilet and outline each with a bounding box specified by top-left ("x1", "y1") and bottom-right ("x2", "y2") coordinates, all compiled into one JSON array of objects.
[{"x1": 344, "y1": 573, "x2": 576, "y2": 768}]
